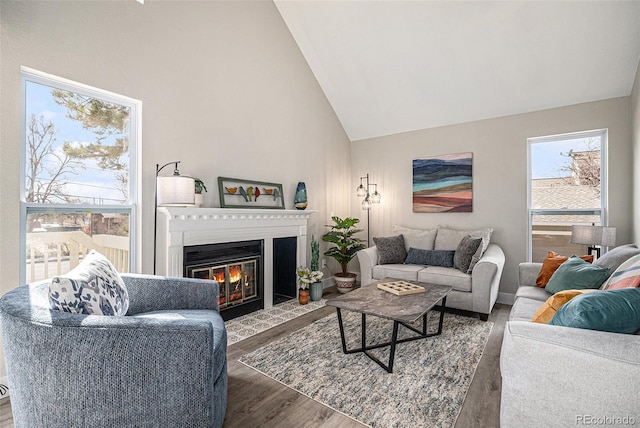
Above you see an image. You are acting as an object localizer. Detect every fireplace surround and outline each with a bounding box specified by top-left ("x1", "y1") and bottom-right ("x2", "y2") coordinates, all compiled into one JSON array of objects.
[{"x1": 155, "y1": 207, "x2": 315, "y2": 311}]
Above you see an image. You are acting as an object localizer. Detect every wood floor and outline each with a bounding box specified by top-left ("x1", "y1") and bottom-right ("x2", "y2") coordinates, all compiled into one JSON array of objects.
[{"x1": 0, "y1": 292, "x2": 510, "y2": 428}]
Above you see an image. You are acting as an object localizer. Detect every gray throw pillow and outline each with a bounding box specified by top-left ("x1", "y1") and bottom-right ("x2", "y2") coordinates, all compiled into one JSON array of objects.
[
  {"x1": 404, "y1": 248, "x2": 455, "y2": 268},
  {"x1": 453, "y1": 236, "x2": 482, "y2": 273},
  {"x1": 373, "y1": 235, "x2": 407, "y2": 264},
  {"x1": 594, "y1": 244, "x2": 640, "y2": 274}
]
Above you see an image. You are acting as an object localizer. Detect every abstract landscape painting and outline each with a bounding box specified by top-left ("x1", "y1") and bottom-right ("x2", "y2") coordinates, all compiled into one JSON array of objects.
[{"x1": 413, "y1": 153, "x2": 473, "y2": 213}]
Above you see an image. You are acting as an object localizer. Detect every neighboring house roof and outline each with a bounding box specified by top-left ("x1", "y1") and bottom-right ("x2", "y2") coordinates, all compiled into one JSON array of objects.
[{"x1": 531, "y1": 178, "x2": 600, "y2": 225}]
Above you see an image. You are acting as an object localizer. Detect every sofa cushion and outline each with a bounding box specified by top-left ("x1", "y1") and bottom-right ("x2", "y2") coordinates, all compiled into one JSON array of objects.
[
  {"x1": 509, "y1": 297, "x2": 545, "y2": 322},
  {"x1": 594, "y1": 244, "x2": 640, "y2": 273},
  {"x1": 417, "y1": 266, "x2": 471, "y2": 292},
  {"x1": 549, "y1": 288, "x2": 640, "y2": 334},
  {"x1": 404, "y1": 248, "x2": 455, "y2": 267},
  {"x1": 435, "y1": 225, "x2": 493, "y2": 272},
  {"x1": 454, "y1": 236, "x2": 482, "y2": 273},
  {"x1": 545, "y1": 256, "x2": 610, "y2": 295},
  {"x1": 536, "y1": 251, "x2": 594, "y2": 287},
  {"x1": 373, "y1": 235, "x2": 407, "y2": 264},
  {"x1": 515, "y1": 285, "x2": 553, "y2": 302},
  {"x1": 49, "y1": 250, "x2": 129, "y2": 316},
  {"x1": 531, "y1": 289, "x2": 597, "y2": 324},
  {"x1": 372, "y1": 264, "x2": 421, "y2": 282},
  {"x1": 601, "y1": 254, "x2": 640, "y2": 290},
  {"x1": 392, "y1": 225, "x2": 437, "y2": 251}
]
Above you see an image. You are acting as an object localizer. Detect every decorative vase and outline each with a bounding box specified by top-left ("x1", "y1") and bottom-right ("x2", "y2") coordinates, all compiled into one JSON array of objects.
[
  {"x1": 194, "y1": 193, "x2": 204, "y2": 208},
  {"x1": 298, "y1": 289, "x2": 310, "y2": 305},
  {"x1": 334, "y1": 274, "x2": 357, "y2": 293},
  {"x1": 310, "y1": 281, "x2": 323, "y2": 301},
  {"x1": 294, "y1": 182, "x2": 308, "y2": 210}
]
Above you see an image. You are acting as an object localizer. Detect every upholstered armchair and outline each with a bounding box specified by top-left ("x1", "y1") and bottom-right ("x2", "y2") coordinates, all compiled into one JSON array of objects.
[{"x1": 0, "y1": 274, "x2": 227, "y2": 428}]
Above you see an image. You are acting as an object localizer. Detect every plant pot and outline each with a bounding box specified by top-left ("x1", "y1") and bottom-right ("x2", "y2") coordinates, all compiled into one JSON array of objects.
[
  {"x1": 194, "y1": 193, "x2": 204, "y2": 208},
  {"x1": 298, "y1": 289, "x2": 310, "y2": 305},
  {"x1": 334, "y1": 273, "x2": 357, "y2": 293},
  {"x1": 309, "y1": 281, "x2": 323, "y2": 301}
]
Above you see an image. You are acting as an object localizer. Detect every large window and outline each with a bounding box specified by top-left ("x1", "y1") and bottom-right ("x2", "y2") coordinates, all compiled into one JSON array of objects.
[
  {"x1": 527, "y1": 130, "x2": 607, "y2": 262},
  {"x1": 20, "y1": 68, "x2": 140, "y2": 283}
]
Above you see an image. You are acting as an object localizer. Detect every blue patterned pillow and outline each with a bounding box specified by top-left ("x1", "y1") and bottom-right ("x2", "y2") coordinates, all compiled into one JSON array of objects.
[{"x1": 49, "y1": 250, "x2": 129, "y2": 316}]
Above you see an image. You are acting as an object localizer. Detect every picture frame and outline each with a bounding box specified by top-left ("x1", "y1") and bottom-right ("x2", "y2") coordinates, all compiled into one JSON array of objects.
[
  {"x1": 413, "y1": 152, "x2": 473, "y2": 213},
  {"x1": 217, "y1": 177, "x2": 285, "y2": 209}
]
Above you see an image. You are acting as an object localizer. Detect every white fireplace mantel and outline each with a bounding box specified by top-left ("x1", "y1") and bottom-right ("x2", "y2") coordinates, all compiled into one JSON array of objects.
[{"x1": 155, "y1": 207, "x2": 316, "y2": 309}]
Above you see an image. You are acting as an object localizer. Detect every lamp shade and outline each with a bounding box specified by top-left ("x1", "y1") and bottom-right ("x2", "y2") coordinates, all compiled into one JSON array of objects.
[
  {"x1": 157, "y1": 175, "x2": 195, "y2": 206},
  {"x1": 571, "y1": 225, "x2": 616, "y2": 247}
]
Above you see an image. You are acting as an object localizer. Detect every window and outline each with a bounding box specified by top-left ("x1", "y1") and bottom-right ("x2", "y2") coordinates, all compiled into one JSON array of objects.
[
  {"x1": 527, "y1": 130, "x2": 607, "y2": 262},
  {"x1": 20, "y1": 68, "x2": 140, "y2": 283}
]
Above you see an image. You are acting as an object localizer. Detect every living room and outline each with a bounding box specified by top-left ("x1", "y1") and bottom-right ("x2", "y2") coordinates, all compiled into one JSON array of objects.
[{"x1": 1, "y1": 1, "x2": 639, "y2": 427}]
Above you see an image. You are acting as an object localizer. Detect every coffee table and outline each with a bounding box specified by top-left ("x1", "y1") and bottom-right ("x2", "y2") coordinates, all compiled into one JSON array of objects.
[{"x1": 326, "y1": 278, "x2": 453, "y2": 373}]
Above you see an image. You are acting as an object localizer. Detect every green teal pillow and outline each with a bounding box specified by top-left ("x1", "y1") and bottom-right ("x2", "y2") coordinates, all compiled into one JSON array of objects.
[
  {"x1": 549, "y1": 288, "x2": 640, "y2": 334},
  {"x1": 545, "y1": 255, "x2": 610, "y2": 294}
]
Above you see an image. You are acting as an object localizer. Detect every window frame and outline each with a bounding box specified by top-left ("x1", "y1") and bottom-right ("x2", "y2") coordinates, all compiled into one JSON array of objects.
[
  {"x1": 19, "y1": 67, "x2": 142, "y2": 284},
  {"x1": 526, "y1": 129, "x2": 608, "y2": 261}
]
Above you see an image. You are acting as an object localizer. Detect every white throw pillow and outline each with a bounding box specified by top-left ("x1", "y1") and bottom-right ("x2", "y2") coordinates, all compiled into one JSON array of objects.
[
  {"x1": 392, "y1": 225, "x2": 437, "y2": 252},
  {"x1": 49, "y1": 250, "x2": 129, "y2": 316}
]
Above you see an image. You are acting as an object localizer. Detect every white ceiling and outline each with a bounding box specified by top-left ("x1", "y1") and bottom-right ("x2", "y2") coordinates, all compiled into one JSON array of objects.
[{"x1": 275, "y1": 1, "x2": 640, "y2": 141}]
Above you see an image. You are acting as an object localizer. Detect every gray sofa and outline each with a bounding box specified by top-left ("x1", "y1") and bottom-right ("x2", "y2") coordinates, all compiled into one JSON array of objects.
[
  {"x1": 0, "y1": 274, "x2": 228, "y2": 428},
  {"x1": 500, "y1": 262, "x2": 640, "y2": 427},
  {"x1": 357, "y1": 242, "x2": 505, "y2": 320}
]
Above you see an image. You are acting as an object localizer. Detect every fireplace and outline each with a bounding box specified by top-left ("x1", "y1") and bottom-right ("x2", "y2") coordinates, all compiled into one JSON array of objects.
[
  {"x1": 184, "y1": 240, "x2": 263, "y2": 320},
  {"x1": 155, "y1": 207, "x2": 315, "y2": 314}
]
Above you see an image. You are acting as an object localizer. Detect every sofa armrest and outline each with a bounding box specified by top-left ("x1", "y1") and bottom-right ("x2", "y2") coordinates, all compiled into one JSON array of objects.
[
  {"x1": 500, "y1": 321, "x2": 640, "y2": 427},
  {"x1": 357, "y1": 247, "x2": 379, "y2": 286},
  {"x1": 519, "y1": 262, "x2": 542, "y2": 287},
  {"x1": 123, "y1": 274, "x2": 220, "y2": 315},
  {"x1": 470, "y1": 243, "x2": 505, "y2": 315}
]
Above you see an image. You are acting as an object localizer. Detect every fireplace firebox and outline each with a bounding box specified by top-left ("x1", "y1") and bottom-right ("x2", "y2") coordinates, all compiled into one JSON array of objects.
[{"x1": 184, "y1": 240, "x2": 263, "y2": 321}]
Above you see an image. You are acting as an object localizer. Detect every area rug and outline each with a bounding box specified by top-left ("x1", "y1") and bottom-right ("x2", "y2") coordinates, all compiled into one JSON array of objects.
[
  {"x1": 239, "y1": 310, "x2": 493, "y2": 428},
  {"x1": 225, "y1": 298, "x2": 326, "y2": 345}
]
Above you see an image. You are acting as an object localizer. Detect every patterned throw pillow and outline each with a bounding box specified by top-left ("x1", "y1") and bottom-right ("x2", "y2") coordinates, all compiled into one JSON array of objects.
[
  {"x1": 453, "y1": 236, "x2": 482, "y2": 273},
  {"x1": 435, "y1": 225, "x2": 493, "y2": 273},
  {"x1": 601, "y1": 254, "x2": 640, "y2": 290},
  {"x1": 49, "y1": 250, "x2": 129, "y2": 316},
  {"x1": 373, "y1": 235, "x2": 407, "y2": 265}
]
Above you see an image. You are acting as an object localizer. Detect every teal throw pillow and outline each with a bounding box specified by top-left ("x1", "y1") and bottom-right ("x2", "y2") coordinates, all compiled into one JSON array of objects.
[
  {"x1": 545, "y1": 255, "x2": 610, "y2": 295},
  {"x1": 549, "y1": 288, "x2": 640, "y2": 334}
]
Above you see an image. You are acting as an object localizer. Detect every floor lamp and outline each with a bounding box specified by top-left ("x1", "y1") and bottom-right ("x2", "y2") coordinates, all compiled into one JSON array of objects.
[
  {"x1": 153, "y1": 161, "x2": 195, "y2": 274},
  {"x1": 356, "y1": 173, "x2": 381, "y2": 247}
]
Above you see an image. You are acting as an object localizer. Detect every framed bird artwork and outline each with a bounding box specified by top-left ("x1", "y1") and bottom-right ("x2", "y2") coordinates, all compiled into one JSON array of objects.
[{"x1": 217, "y1": 177, "x2": 285, "y2": 209}]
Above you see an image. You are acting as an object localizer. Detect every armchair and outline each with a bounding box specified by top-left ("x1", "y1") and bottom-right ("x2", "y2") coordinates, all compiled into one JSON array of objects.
[{"x1": 0, "y1": 274, "x2": 227, "y2": 428}]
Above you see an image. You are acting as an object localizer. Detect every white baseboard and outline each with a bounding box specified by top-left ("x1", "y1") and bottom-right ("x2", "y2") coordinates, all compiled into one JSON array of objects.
[
  {"x1": 0, "y1": 377, "x2": 9, "y2": 400},
  {"x1": 497, "y1": 292, "x2": 515, "y2": 305}
]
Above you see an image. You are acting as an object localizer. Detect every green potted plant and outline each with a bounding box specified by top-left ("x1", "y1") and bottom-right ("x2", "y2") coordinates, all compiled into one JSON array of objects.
[
  {"x1": 309, "y1": 235, "x2": 324, "y2": 301},
  {"x1": 194, "y1": 178, "x2": 207, "y2": 207},
  {"x1": 322, "y1": 216, "x2": 366, "y2": 293}
]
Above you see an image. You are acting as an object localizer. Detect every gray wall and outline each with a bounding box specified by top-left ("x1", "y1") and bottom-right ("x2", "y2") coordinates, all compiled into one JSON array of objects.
[
  {"x1": 350, "y1": 97, "x2": 634, "y2": 300},
  {"x1": 632, "y1": 60, "x2": 640, "y2": 243},
  {"x1": 0, "y1": 1, "x2": 352, "y2": 378}
]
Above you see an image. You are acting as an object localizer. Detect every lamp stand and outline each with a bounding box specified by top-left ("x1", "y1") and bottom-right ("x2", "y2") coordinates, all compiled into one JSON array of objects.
[
  {"x1": 356, "y1": 173, "x2": 381, "y2": 248},
  {"x1": 153, "y1": 161, "x2": 181, "y2": 275}
]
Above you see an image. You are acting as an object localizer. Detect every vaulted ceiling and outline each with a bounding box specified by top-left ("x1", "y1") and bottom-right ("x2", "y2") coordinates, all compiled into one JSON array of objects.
[{"x1": 275, "y1": 1, "x2": 640, "y2": 141}]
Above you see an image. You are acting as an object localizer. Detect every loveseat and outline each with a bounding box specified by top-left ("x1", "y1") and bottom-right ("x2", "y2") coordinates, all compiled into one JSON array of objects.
[
  {"x1": 501, "y1": 245, "x2": 640, "y2": 427},
  {"x1": 0, "y1": 273, "x2": 228, "y2": 428},
  {"x1": 357, "y1": 225, "x2": 505, "y2": 320}
]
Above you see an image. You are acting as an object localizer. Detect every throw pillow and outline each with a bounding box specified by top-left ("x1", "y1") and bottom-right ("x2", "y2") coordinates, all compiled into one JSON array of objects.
[
  {"x1": 601, "y1": 254, "x2": 640, "y2": 290},
  {"x1": 49, "y1": 250, "x2": 129, "y2": 316},
  {"x1": 536, "y1": 251, "x2": 594, "y2": 287},
  {"x1": 373, "y1": 235, "x2": 407, "y2": 265},
  {"x1": 435, "y1": 225, "x2": 493, "y2": 273},
  {"x1": 594, "y1": 244, "x2": 640, "y2": 273},
  {"x1": 392, "y1": 225, "x2": 437, "y2": 252},
  {"x1": 453, "y1": 235, "x2": 483, "y2": 273},
  {"x1": 549, "y1": 288, "x2": 640, "y2": 334},
  {"x1": 544, "y1": 256, "x2": 610, "y2": 295},
  {"x1": 531, "y1": 289, "x2": 597, "y2": 324},
  {"x1": 404, "y1": 248, "x2": 455, "y2": 268}
]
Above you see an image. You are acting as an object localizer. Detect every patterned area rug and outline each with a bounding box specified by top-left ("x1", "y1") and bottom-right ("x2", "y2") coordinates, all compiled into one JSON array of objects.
[
  {"x1": 225, "y1": 298, "x2": 326, "y2": 345},
  {"x1": 239, "y1": 311, "x2": 493, "y2": 428}
]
